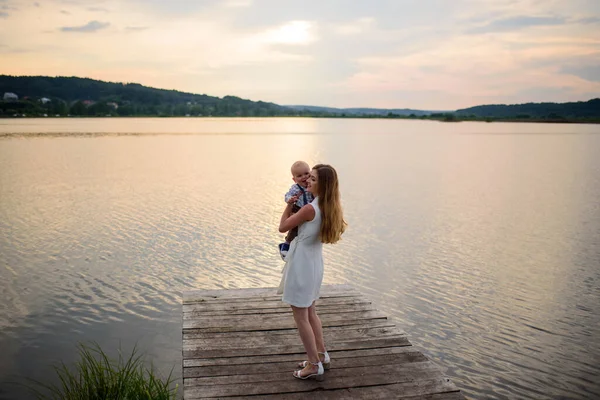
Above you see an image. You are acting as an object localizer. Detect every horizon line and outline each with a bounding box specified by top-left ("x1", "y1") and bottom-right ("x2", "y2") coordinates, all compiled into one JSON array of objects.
[{"x1": 1, "y1": 73, "x2": 598, "y2": 111}]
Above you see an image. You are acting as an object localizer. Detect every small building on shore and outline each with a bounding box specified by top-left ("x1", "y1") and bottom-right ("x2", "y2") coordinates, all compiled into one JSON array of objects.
[{"x1": 3, "y1": 92, "x2": 18, "y2": 102}]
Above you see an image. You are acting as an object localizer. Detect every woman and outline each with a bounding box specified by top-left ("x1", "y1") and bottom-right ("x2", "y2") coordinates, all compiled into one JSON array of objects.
[{"x1": 278, "y1": 164, "x2": 347, "y2": 380}]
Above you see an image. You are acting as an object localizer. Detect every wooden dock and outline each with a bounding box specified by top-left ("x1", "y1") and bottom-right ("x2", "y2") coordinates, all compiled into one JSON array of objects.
[{"x1": 182, "y1": 284, "x2": 465, "y2": 399}]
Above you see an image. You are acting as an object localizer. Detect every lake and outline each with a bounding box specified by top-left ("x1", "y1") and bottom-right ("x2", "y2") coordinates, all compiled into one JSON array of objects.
[{"x1": 0, "y1": 118, "x2": 599, "y2": 399}]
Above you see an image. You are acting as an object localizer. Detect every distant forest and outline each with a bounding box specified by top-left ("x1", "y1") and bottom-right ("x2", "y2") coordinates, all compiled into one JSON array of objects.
[
  {"x1": 1, "y1": 75, "x2": 598, "y2": 122},
  {"x1": 456, "y1": 99, "x2": 600, "y2": 119},
  {"x1": 0, "y1": 75, "x2": 295, "y2": 117}
]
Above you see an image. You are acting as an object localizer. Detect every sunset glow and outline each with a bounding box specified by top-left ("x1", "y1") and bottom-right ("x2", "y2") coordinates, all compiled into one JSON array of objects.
[{"x1": 0, "y1": 0, "x2": 598, "y2": 109}]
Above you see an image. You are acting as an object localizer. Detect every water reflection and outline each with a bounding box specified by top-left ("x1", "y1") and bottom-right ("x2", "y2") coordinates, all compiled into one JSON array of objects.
[{"x1": 0, "y1": 118, "x2": 599, "y2": 399}]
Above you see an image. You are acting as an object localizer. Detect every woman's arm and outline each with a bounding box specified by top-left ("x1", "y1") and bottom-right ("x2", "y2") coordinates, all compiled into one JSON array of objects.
[{"x1": 279, "y1": 203, "x2": 316, "y2": 233}]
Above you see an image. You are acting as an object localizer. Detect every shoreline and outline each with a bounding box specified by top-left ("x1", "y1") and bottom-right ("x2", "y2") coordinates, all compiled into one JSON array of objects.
[{"x1": 1, "y1": 115, "x2": 599, "y2": 124}]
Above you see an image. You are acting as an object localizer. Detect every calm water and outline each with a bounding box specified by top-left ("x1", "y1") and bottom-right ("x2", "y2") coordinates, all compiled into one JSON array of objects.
[{"x1": 0, "y1": 118, "x2": 599, "y2": 399}]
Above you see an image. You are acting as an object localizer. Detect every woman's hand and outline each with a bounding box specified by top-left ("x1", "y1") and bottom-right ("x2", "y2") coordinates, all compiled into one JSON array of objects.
[{"x1": 279, "y1": 203, "x2": 316, "y2": 233}]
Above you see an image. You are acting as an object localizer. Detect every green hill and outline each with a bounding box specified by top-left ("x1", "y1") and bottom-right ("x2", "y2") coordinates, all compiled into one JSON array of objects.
[
  {"x1": 1, "y1": 75, "x2": 598, "y2": 121},
  {"x1": 0, "y1": 75, "x2": 293, "y2": 117},
  {"x1": 456, "y1": 99, "x2": 600, "y2": 119}
]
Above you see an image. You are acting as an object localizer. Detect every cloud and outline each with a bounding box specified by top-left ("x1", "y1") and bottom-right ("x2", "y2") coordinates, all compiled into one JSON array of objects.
[
  {"x1": 0, "y1": 45, "x2": 31, "y2": 54},
  {"x1": 256, "y1": 20, "x2": 317, "y2": 45},
  {"x1": 576, "y1": 17, "x2": 600, "y2": 24},
  {"x1": 34, "y1": 2, "x2": 39, "y2": 7},
  {"x1": 125, "y1": 26, "x2": 148, "y2": 32},
  {"x1": 60, "y1": 9, "x2": 70, "y2": 15},
  {"x1": 561, "y1": 65, "x2": 600, "y2": 82},
  {"x1": 1, "y1": 0, "x2": 19, "y2": 14},
  {"x1": 60, "y1": 20, "x2": 110, "y2": 32},
  {"x1": 1, "y1": 0, "x2": 598, "y2": 109},
  {"x1": 223, "y1": 0, "x2": 252, "y2": 7},
  {"x1": 332, "y1": 17, "x2": 374, "y2": 35},
  {"x1": 333, "y1": 23, "x2": 600, "y2": 108},
  {"x1": 87, "y1": 6, "x2": 109, "y2": 12},
  {"x1": 468, "y1": 16, "x2": 567, "y2": 34},
  {"x1": 123, "y1": 0, "x2": 216, "y2": 16}
]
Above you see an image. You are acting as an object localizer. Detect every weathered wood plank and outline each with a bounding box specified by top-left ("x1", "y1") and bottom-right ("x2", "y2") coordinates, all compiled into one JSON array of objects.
[
  {"x1": 183, "y1": 319, "x2": 397, "y2": 338},
  {"x1": 183, "y1": 302, "x2": 376, "y2": 318},
  {"x1": 183, "y1": 319, "x2": 398, "y2": 340},
  {"x1": 183, "y1": 296, "x2": 371, "y2": 313},
  {"x1": 184, "y1": 325, "x2": 404, "y2": 348},
  {"x1": 183, "y1": 309, "x2": 387, "y2": 331},
  {"x1": 183, "y1": 345, "x2": 418, "y2": 368},
  {"x1": 183, "y1": 336, "x2": 410, "y2": 359},
  {"x1": 183, "y1": 292, "x2": 360, "y2": 305},
  {"x1": 184, "y1": 284, "x2": 355, "y2": 299},
  {"x1": 185, "y1": 360, "x2": 438, "y2": 386},
  {"x1": 184, "y1": 348, "x2": 427, "y2": 378},
  {"x1": 183, "y1": 284, "x2": 357, "y2": 304},
  {"x1": 222, "y1": 380, "x2": 462, "y2": 400},
  {"x1": 396, "y1": 392, "x2": 465, "y2": 400},
  {"x1": 185, "y1": 365, "x2": 455, "y2": 398}
]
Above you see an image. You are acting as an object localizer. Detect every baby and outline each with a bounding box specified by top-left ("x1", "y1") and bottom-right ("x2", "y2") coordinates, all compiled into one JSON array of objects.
[{"x1": 278, "y1": 161, "x2": 314, "y2": 260}]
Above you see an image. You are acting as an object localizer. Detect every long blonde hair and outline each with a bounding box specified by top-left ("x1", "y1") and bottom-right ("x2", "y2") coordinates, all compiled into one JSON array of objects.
[{"x1": 313, "y1": 164, "x2": 347, "y2": 244}]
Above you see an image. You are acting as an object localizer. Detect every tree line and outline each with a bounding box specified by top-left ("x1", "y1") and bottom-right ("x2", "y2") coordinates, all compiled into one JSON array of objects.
[
  {"x1": 0, "y1": 75, "x2": 299, "y2": 117},
  {"x1": 456, "y1": 99, "x2": 600, "y2": 119},
  {"x1": 1, "y1": 75, "x2": 598, "y2": 121}
]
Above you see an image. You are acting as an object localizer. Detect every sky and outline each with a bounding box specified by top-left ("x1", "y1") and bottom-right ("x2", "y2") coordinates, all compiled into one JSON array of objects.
[{"x1": 0, "y1": 0, "x2": 599, "y2": 110}]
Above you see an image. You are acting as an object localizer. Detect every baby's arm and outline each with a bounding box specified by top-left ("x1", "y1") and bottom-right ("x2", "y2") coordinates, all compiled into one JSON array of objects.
[{"x1": 284, "y1": 185, "x2": 301, "y2": 203}]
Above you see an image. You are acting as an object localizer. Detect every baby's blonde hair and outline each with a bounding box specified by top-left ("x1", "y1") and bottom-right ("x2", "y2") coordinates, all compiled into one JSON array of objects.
[{"x1": 291, "y1": 160, "x2": 309, "y2": 174}]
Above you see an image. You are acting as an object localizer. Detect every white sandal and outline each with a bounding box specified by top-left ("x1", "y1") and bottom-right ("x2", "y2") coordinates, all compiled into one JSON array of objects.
[
  {"x1": 293, "y1": 360, "x2": 324, "y2": 381},
  {"x1": 298, "y1": 351, "x2": 330, "y2": 370}
]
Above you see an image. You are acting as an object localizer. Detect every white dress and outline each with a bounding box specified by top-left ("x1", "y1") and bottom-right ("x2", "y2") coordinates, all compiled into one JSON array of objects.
[{"x1": 277, "y1": 197, "x2": 324, "y2": 307}]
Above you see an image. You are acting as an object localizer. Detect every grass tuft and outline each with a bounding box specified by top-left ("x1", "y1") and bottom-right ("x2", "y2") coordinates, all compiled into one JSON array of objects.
[{"x1": 28, "y1": 342, "x2": 178, "y2": 400}]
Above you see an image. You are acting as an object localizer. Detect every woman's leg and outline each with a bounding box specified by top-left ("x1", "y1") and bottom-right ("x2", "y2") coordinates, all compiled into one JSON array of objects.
[
  {"x1": 291, "y1": 305, "x2": 320, "y2": 374},
  {"x1": 308, "y1": 302, "x2": 326, "y2": 354}
]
